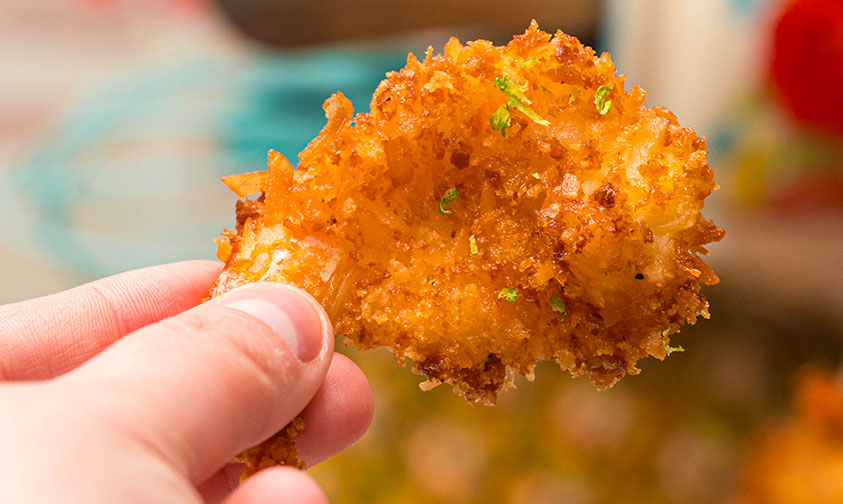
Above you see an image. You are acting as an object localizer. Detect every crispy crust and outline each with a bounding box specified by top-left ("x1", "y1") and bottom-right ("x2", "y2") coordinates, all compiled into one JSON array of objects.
[
  {"x1": 214, "y1": 22, "x2": 724, "y2": 470},
  {"x1": 233, "y1": 414, "x2": 305, "y2": 477}
]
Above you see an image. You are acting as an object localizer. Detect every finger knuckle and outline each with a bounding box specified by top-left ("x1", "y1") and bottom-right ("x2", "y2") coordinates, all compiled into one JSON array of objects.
[{"x1": 162, "y1": 307, "x2": 288, "y2": 394}]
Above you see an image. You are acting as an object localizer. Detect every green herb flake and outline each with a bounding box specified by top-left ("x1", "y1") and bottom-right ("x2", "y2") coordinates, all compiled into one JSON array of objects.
[
  {"x1": 469, "y1": 234, "x2": 479, "y2": 255},
  {"x1": 491, "y1": 74, "x2": 549, "y2": 137},
  {"x1": 594, "y1": 85, "x2": 613, "y2": 115},
  {"x1": 438, "y1": 187, "x2": 459, "y2": 215},
  {"x1": 549, "y1": 296, "x2": 567, "y2": 320},
  {"x1": 498, "y1": 288, "x2": 518, "y2": 302},
  {"x1": 490, "y1": 104, "x2": 511, "y2": 137},
  {"x1": 509, "y1": 100, "x2": 550, "y2": 127},
  {"x1": 664, "y1": 343, "x2": 685, "y2": 356},
  {"x1": 569, "y1": 87, "x2": 580, "y2": 104},
  {"x1": 494, "y1": 74, "x2": 519, "y2": 97},
  {"x1": 520, "y1": 59, "x2": 540, "y2": 68},
  {"x1": 540, "y1": 85, "x2": 551, "y2": 94},
  {"x1": 662, "y1": 328, "x2": 685, "y2": 356}
]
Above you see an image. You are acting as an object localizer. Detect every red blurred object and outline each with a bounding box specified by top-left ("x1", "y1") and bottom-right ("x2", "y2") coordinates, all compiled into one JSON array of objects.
[
  {"x1": 770, "y1": 0, "x2": 843, "y2": 137},
  {"x1": 772, "y1": 171, "x2": 843, "y2": 215}
]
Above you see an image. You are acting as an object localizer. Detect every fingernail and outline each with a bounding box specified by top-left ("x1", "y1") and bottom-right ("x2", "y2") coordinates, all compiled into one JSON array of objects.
[{"x1": 216, "y1": 284, "x2": 326, "y2": 362}]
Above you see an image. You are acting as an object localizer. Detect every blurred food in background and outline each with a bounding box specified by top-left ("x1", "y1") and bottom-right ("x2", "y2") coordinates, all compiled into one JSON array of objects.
[
  {"x1": 1, "y1": 0, "x2": 842, "y2": 502},
  {"x1": 734, "y1": 368, "x2": 843, "y2": 504}
]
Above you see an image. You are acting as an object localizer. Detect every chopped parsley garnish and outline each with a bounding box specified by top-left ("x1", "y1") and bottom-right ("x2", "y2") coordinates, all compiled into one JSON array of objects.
[
  {"x1": 498, "y1": 288, "x2": 518, "y2": 302},
  {"x1": 569, "y1": 87, "x2": 580, "y2": 104},
  {"x1": 594, "y1": 85, "x2": 613, "y2": 115},
  {"x1": 664, "y1": 342, "x2": 685, "y2": 356},
  {"x1": 494, "y1": 74, "x2": 522, "y2": 100},
  {"x1": 520, "y1": 59, "x2": 540, "y2": 67},
  {"x1": 509, "y1": 98, "x2": 550, "y2": 126},
  {"x1": 549, "y1": 296, "x2": 567, "y2": 320},
  {"x1": 490, "y1": 74, "x2": 549, "y2": 137},
  {"x1": 438, "y1": 188, "x2": 459, "y2": 215},
  {"x1": 469, "y1": 234, "x2": 479, "y2": 255},
  {"x1": 540, "y1": 85, "x2": 551, "y2": 94},
  {"x1": 490, "y1": 104, "x2": 511, "y2": 137},
  {"x1": 662, "y1": 328, "x2": 685, "y2": 356}
]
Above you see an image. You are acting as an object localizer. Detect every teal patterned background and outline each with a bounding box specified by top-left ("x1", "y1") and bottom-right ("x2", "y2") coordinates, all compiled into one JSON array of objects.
[{"x1": 1, "y1": 48, "x2": 407, "y2": 277}]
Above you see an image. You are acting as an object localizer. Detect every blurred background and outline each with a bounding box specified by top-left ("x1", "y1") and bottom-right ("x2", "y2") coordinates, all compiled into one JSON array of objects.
[{"x1": 2, "y1": 0, "x2": 843, "y2": 502}]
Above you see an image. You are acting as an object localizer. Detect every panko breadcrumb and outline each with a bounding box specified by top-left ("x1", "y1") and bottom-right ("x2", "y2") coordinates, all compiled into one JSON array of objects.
[{"x1": 213, "y1": 22, "x2": 724, "y2": 470}]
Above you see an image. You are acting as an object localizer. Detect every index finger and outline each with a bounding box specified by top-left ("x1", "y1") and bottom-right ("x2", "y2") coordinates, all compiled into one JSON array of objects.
[{"x1": 0, "y1": 260, "x2": 221, "y2": 381}]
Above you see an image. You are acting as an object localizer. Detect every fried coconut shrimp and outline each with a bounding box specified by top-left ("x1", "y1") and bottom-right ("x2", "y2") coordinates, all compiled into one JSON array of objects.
[
  {"x1": 214, "y1": 22, "x2": 723, "y2": 471},
  {"x1": 734, "y1": 369, "x2": 843, "y2": 504}
]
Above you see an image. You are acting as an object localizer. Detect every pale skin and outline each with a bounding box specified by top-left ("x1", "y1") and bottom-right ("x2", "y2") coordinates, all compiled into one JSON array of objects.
[{"x1": 0, "y1": 260, "x2": 374, "y2": 503}]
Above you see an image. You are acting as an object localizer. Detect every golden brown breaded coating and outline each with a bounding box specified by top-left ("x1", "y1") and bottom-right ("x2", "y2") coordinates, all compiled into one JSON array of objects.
[
  {"x1": 233, "y1": 415, "x2": 305, "y2": 478},
  {"x1": 734, "y1": 369, "x2": 843, "y2": 504},
  {"x1": 214, "y1": 22, "x2": 722, "y2": 403}
]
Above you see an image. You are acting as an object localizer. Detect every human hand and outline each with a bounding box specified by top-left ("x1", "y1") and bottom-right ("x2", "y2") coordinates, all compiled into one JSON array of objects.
[{"x1": 0, "y1": 260, "x2": 373, "y2": 503}]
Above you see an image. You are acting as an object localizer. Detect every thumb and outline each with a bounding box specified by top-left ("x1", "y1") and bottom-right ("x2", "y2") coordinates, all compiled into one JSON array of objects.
[{"x1": 57, "y1": 282, "x2": 334, "y2": 484}]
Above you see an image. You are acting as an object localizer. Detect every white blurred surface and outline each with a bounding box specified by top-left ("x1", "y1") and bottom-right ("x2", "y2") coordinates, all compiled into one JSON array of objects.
[{"x1": 604, "y1": 0, "x2": 775, "y2": 135}]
